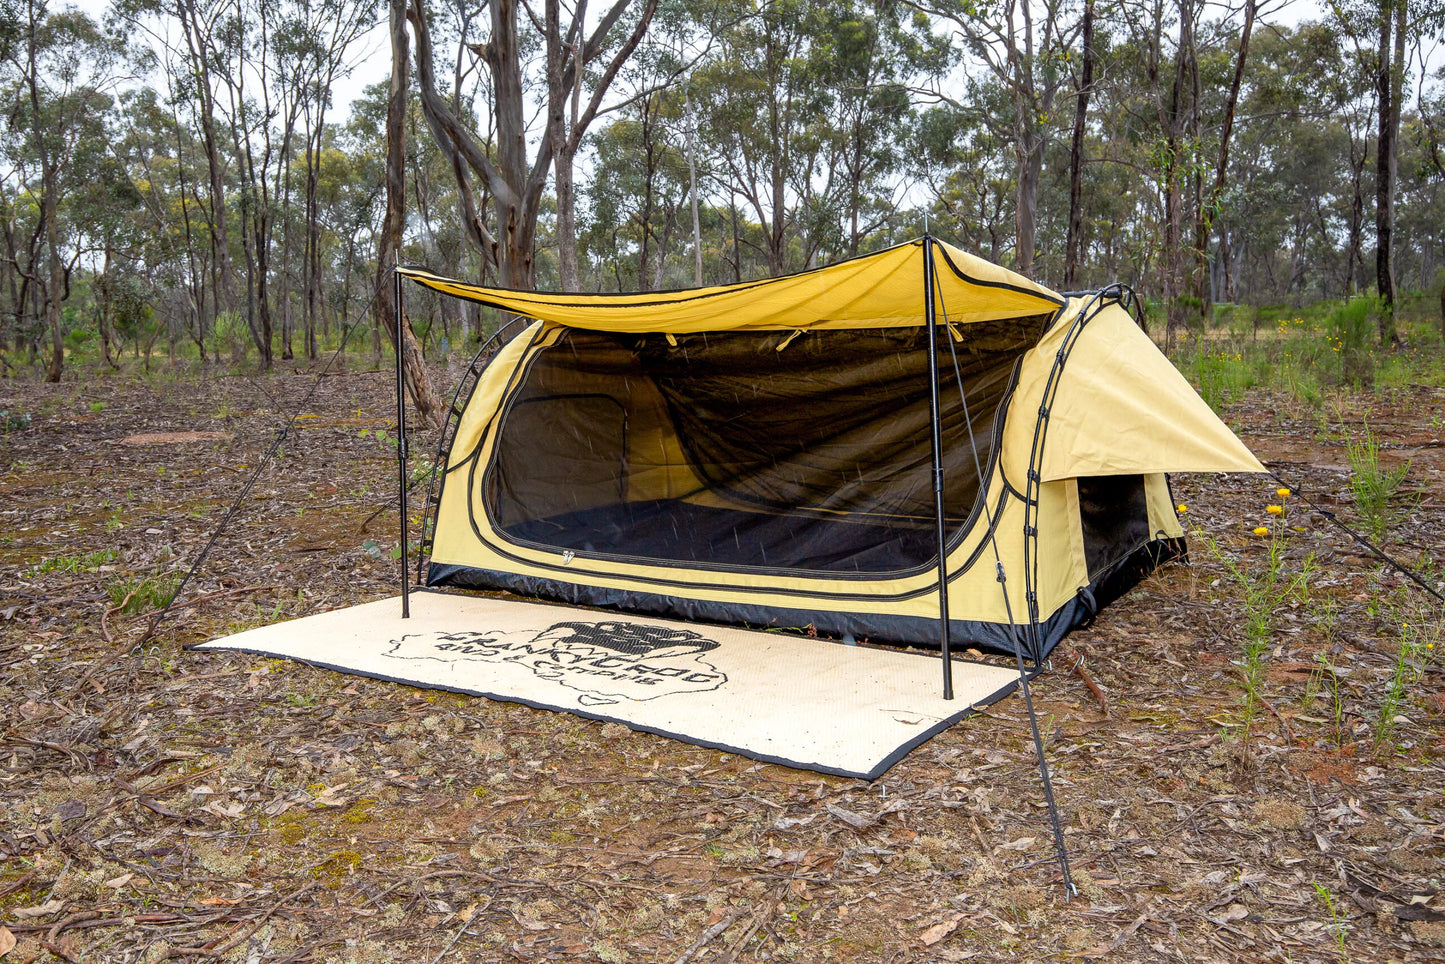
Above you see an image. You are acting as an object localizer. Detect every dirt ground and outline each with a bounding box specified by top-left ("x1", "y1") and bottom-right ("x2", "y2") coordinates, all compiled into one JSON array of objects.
[{"x1": 1, "y1": 363, "x2": 1443, "y2": 963}]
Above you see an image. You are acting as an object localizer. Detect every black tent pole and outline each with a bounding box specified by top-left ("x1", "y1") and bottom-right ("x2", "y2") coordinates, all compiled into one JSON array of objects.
[
  {"x1": 394, "y1": 264, "x2": 410, "y2": 619},
  {"x1": 923, "y1": 234, "x2": 954, "y2": 700}
]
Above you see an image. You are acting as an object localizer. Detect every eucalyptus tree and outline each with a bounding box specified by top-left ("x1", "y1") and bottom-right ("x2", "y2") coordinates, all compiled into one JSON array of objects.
[
  {"x1": 913, "y1": 95, "x2": 1016, "y2": 264},
  {"x1": 0, "y1": 0, "x2": 123, "y2": 381},
  {"x1": 113, "y1": 0, "x2": 238, "y2": 328},
  {"x1": 1186, "y1": 0, "x2": 1257, "y2": 324},
  {"x1": 376, "y1": 0, "x2": 444, "y2": 427},
  {"x1": 913, "y1": 0, "x2": 1084, "y2": 278},
  {"x1": 281, "y1": 0, "x2": 373, "y2": 361},
  {"x1": 818, "y1": 1, "x2": 936, "y2": 257},
  {"x1": 692, "y1": 0, "x2": 828, "y2": 277},
  {"x1": 1329, "y1": 0, "x2": 1445, "y2": 341},
  {"x1": 1062, "y1": 0, "x2": 1093, "y2": 287},
  {"x1": 585, "y1": 85, "x2": 692, "y2": 290},
  {"x1": 73, "y1": 104, "x2": 146, "y2": 367},
  {"x1": 408, "y1": 0, "x2": 658, "y2": 296}
]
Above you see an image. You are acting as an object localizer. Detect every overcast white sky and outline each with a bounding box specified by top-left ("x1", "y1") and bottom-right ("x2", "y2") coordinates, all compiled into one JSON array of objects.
[{"x1": 66, "y1": 0, "x2": 1393, "y2": 122}]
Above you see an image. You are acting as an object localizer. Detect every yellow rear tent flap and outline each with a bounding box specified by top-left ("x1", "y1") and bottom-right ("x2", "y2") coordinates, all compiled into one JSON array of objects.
[
  {"x1": 1035, "y1": 301, "x2": 1265, "y2": 482},
  {"x1": 397, "y1": 239, "x2": 1062, "y2": 334}
]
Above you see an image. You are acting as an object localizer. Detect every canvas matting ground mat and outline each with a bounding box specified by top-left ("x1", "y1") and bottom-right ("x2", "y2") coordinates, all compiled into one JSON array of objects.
[{"x1": 196, "y1": 589, "x2": 1023, "y2": 779}]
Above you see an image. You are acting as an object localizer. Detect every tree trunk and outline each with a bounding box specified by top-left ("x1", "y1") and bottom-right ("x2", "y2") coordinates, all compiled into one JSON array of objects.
[
  {"x1": 1193, "y1": 0, "x2": 1255, "y2": 322},
  {"x1": 546, "y1": 0, "x2": 579, "y2": 292},
  {"x1": 1347, "y1": 134, "x2": 1368, "y2": 296},
  {"x1": 99, "y1": 243, "x2": 117, "y2": 369},
  {"x1": 554, "y1": 142, "x2": 580, "y2": 291},
  {"x1": 175, "y1": 0, "x2": 234, "y2": 319},
  {"x1": 685, "y1": 88, "x2": 704, "y2": 286},
  {"x1": 1063, "y1": 0, "x2": 1094, "y2": 288},
  {"x1": 257, "y1": 222, "x2": 274, "y2": 369},
  {"x1": 305, "y1": 98, "x2": 325, "y2": 362},
  {"x1": 281, "y1": 145, "x2": 294, "y2": 361},
  {"x1": 767, "y1": 77, "x2": 787, "y2": 277},
  {"x1": 1162, "y1": 0, "x2": 1195, "y2": 349},
  {"x1": 1375, "y1": 0, "x2": 1399, "y2": 343},
  {"x1": 1014, "y1": 129, "x2": 1041, "y2": 278},
  {"x1": 377, "y1": 0, "x2": 442, "y2": 428},
  {"x1": 43, "y1": 173, "x2": 63, "y2": 383}
]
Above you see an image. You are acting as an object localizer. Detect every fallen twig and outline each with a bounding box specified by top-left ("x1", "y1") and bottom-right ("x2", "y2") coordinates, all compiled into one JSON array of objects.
[
  {"x1": 40, "y1": 940, "x2": 81, "y2": 963},
  {"x1": 6, "y1": 735, "x2": 88, "y2": 770},
  {"x1": 47, "y1": 911, "x2": 101, "y2": 944},
  {"x1": 100, "y1": 589, "x2": 140, "y2": 645},
  {"x1": 672, "y1": 908, "x2": 747, "y2": 964},
  {"x1": 158, "y1": 882, "x2": 318, "y2": 961},
  {"x1": 713, "y1": 887, "x2": 786, "y2": 964},
  {"x1": 1259, "y1": 696, "x2": 1296, "y2": 744},
  {"x1": 138, "y1": 761, "x2": 227, "y2": 798},
  {"x1": 430, "y1": 907, "x2": 482, "y2": 964},
  {"x1": 0, "y1": 871, "x2": 36, "y2": 901}
]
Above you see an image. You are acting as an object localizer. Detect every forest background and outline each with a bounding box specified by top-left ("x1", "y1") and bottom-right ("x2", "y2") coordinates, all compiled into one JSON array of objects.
[{"x1": 0, "y1": 0, "x2": 1443, "y2": 396}]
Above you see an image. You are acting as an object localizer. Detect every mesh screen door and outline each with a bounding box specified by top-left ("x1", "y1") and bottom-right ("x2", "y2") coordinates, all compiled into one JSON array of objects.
[{"x1": 484, "y1": 321, "x2": 1043, "y2": 574}]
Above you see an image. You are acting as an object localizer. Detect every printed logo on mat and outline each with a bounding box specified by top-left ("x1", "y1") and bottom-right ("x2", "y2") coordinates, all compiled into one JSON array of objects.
[{"x1": 381, "y1": 620, "x2": 728, "y2": 706}]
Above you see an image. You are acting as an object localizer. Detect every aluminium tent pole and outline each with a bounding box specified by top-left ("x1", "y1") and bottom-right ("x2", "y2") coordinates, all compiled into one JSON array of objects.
[
  {"x1": 394, "y1": 264, "x2": 410, "y2": 619},
  {"x1": 923, "y1": 234, "x2": 954, "y2": 700}
]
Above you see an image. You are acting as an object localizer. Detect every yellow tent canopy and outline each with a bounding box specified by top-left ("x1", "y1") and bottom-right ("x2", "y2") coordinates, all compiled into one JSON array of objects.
[{"x1": 398, "y1": 239, "x2": 1062, "y2": 331}]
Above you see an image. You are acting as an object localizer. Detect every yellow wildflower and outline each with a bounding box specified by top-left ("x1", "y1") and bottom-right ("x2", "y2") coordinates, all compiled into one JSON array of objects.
[
  {"x1": 1276, "y1": 487, "x2": 1290, "y2": 498},
  {"x1": 1252, "y1": 526, "x2": 1269, "y2": 537},
  {"x1": 1176, "y1": 504, "x2": 1187, "y2": 513},
  {"x1": 1266, "y1": 505, "x2": 1283, "y2": 515}
]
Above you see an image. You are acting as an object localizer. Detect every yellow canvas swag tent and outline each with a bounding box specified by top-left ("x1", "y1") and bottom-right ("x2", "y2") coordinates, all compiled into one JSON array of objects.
[{"x1": 400, "y1": 237, "x2": 1263, "y2": 670}]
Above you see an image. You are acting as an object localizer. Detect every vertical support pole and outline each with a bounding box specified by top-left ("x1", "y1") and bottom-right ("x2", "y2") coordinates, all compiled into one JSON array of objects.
[
  {"x1": 923, "y1": 235, "x2": 953, "y2": 700},
  {"x1": 394, "y1": 264, "x2": 410, "y2": 619}
]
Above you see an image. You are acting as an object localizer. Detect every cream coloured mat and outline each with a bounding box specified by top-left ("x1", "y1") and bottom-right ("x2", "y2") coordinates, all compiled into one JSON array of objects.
[{"x1": 196, "y1": 590, "x2": 1022, "y2": 779}]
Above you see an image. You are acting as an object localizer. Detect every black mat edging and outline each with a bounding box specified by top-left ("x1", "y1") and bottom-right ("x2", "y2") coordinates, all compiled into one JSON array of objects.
[{"x1": 191, "y1": 640, "x2": 1029, "y2": 781}]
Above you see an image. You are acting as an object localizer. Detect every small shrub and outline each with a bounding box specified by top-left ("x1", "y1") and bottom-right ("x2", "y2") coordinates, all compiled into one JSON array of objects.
[
  {"x1": 1326, "y1": 298, "x2": 1375, "y2": 387},
  {"x1": 1374, "y1": 593, "x2": 1442, "y2": 750},
  {"x1": 1346, "y1": 424, "x2": 1413, "y2": 542},
  {"x1": 106, "y1": 572, "x2": 182, "y2": 614},
  {"x1": 1203, "y1": 511, "x2": 1312, "y2": 737}
]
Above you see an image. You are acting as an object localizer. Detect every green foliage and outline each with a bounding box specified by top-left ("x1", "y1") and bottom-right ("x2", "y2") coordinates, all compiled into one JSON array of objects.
[
  {"x1": 1187, "y1": 345, "x2": 1256, "y2": 412},
  {"x1": 211, "y1": 312, "x2": 253, "y2": 364},
  {"x1": 1307, "y1": 651, "x2": 1348, "y2": 748},
  {"x1": 1312, "y1": 882, "x2": 1349, "y2": 963},
  {"x1": 26, "y1": 547, "x2": 119, "y2": 576},
  {"x1": 1177, "y1": 295, "x2": 1445, "y2": 416},
  {"x1": 3, "y1": 2, "x2": 1445, "y2": 386},
  {"x1": 106, "y1": 571, "x2": 182, "y2": 614},
  {"x1": 1372, "y1": 590, "x2": 1441, "y2": 750},
  {"x1": 1202, "y1": 511, "x2": 1313, "y2": 736},
  {"x1": 1345, "y1": 425, "x2": 1413, "y2": 543}
]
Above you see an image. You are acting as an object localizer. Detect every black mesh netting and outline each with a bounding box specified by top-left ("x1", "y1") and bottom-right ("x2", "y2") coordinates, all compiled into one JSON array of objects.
[{"x1": 482, "y1": 319, "x2": 1047, "y2": 574}]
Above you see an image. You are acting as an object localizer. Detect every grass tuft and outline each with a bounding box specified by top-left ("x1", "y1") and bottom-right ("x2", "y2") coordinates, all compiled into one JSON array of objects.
[{"x1": 1345, "y1": 424, "x2": 1413, "y2": 543}]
